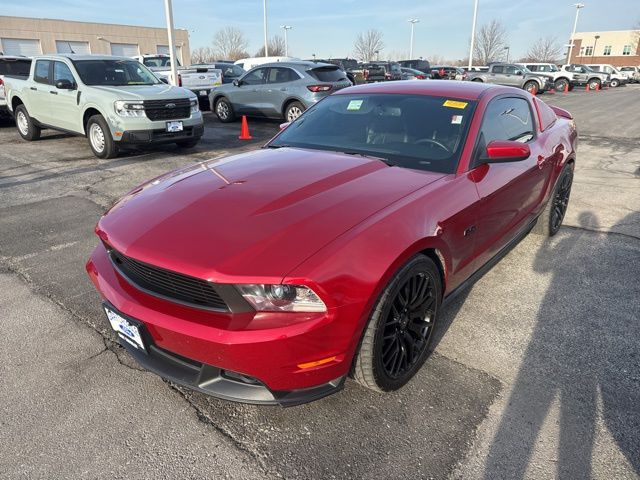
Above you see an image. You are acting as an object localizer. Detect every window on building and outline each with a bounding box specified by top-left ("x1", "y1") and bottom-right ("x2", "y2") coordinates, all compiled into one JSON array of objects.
[
  {"x1": 603, "y1": 45, "x2": 612, "y2": 56},
  {"x1": 622, "y1": 44, "x2": 632, "y2": 56},
  {"x1": 584, "y1": 46, "x2": 593, "y2": 56}
]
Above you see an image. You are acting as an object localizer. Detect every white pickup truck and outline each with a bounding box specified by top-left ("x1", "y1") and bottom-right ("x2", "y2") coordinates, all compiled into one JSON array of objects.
[
  {"x1": 4, "y1": 54, "x2": 204, "y2": 158},
  {"x1": 134, "y1": 54, "x2": 222, "y2": 99}
]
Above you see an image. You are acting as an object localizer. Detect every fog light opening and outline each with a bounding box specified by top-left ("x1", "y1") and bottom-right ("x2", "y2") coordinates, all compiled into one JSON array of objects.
[{"x1": 221, "y1": 369, "x2": 261, "y2": 385}]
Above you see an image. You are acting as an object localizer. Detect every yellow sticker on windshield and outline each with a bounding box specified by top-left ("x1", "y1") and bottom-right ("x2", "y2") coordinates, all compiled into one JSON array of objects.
[
  {"x1": 443, "y1": 100, "x2": 468, "y2": 109},
  {"x1": 347, "y1": 100, "x2": 364, "y2": 110}
]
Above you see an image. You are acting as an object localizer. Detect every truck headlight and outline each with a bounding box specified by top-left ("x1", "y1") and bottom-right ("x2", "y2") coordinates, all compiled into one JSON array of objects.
[
  {"x1": 236, "y1": 284, "x2": 327, "y2": 312},
  {"x1": 114, "y1": 100, "x2": 146, "y2": 118},
  {"x1": 190, "y1": 98, "x2": 199, "y2": 114}
]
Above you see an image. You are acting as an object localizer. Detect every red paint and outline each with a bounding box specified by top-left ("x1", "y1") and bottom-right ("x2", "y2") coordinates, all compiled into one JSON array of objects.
[{"x1": 87, "y1": 81, "x2": 577, "y2": 394}]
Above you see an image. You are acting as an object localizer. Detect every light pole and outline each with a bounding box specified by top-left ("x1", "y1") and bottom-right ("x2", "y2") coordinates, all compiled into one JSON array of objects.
[
  {"x1": 263, "y1": 0, "x2": 269, "y2": 57},
  {"x1": 163, "y1": 0, "x2": 179, "y2": 85},
  {"x1": 281, "y1": 25, "x2": 293, "y2": 56},
  {"x1": 593, "y1": 34, "x2": 600, "y2": 60},
  {"x1": 504, "y1": 46, "x2": 510, "y2": 63},
  {"x1": 408, "y1": 19, "x2": 419, "y2": 59},
  {"x1": 566, "y1": 3, "x2": 585, "y2": 65},
  {"x1": 468, "y1": 0, "x2": 479, "y2": 69}
]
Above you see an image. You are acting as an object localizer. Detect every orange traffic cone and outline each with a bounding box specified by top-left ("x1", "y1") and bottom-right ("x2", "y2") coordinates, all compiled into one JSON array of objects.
[
  {"x1": 564, "y1": 83, "x2": 569, "y2": 94},
  {"x1": 596, "y1": 83, "x2": 600, "y2": 91},
  {"x1": 585, "y1": 84, "x2": 590, "y2": 92},
  {"x1": 238, "y1": 115, "x2": 252, "y2": 140},
  {"x1": 548, "y1": 88, "x2": 555, "y2": 94}
]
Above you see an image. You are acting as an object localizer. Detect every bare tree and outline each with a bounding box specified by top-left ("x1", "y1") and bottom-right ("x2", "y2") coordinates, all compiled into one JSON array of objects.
[
  {"x1": 190, "y1": 46, "x2": 216, "y2": 64},
  {"x1": 524, "y1": 36, "x2": 563, "y2": 63},
  {"x1": 354, "y1": 29, "x2": 385, "y2": 62},
  {"x1": 473, "y1": 20, "x2": 507, "y2": 65},
  {"x1": 254, "y1": 36, "x2": 286, "y2": 57},
  {"x1": 212, "y1": 26, "x2": 249, "y2": 61}
]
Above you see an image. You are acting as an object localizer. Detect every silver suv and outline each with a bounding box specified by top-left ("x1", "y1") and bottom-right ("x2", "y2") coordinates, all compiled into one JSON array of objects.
[{"x1": 209, "y1": 61, "x2": 352, "y2": 123}]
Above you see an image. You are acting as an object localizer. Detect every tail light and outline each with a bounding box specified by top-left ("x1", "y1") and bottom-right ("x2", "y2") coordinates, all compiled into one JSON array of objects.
[
  {"x1": 363, "y1": 69, "x2": 369, "y2": 79},
  {"x1": 0, "y1": 78, "x2": 4, "y2": 86},
  {"x1": 385, "y1": 72, "x2": 392, "y2": 80},
  {"x1": 416, "y1": 75, "x2": 425, "y2": 80},
  {"x1": 307, "y1": 85, "x2": 332, "y2": 92},
  {"x1": 178, "y1": 73, "x2": 182, "y2": 87}
]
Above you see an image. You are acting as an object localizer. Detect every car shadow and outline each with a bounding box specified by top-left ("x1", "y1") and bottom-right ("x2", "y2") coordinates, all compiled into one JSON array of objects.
[{"x1": 482, "y1": 211, "x2": 640, "y2": 478}]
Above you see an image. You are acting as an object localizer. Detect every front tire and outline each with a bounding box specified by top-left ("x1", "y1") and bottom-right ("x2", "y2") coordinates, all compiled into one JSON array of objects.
[
  {"x1": 588, "y1": 78, "x2": 601, "y2": 90},
  {"x1": 534, "y1": 163, "x2": 574, "y2": 237},
  {"x1": 610, "y1": 78, "x2": 620, "y2": 88},
  {"x1": 524, "y1": 81, "x2": 538, "y2": 94},
  {"x1": 14, "y1": 104, "x2": 41, "y2": 141},
  {"x1": 87, "y1": 115, "x2": 118, "y2": 159},
  {"x1": 354, "y1": 255, "x2": 442, "y2": 392},
  {"x1": 554, "y1": 79, "x2": 569, "y2": 92}
]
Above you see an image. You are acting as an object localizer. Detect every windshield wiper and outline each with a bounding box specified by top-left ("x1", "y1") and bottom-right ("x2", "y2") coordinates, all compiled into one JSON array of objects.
[
  {"x1": 265, "y1": 144, "x2": 292, "y2": 149},
  {"x1": 341, "y1": 151, "x2": 396, "y2": 167}
]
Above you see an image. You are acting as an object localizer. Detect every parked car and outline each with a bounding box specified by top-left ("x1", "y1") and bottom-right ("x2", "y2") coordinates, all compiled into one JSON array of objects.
[
  {"x1": 559, "y1": 64, "x2": 610, "y2": 90},
  {"x1": 467, "y1": 63, "x2": 554, "y2": 93},
  {"x1": 191, "y1": 62, "x2": 245, "y2": 84},
  {"x1": 0, "y1": 55, "x2": 31, "y2": 117},
  {"x1": 362, "y1": 62, "x2": 402, "y2": 82},
  {"x1": 430, "y1": 66, "x2": 466, "y2": 81},
  {"x1": 209, "y1": 61, "x2": 352, "y2": 123},
  {"x1": 234, "y1": 56, "x2": 297, "y2": 71},
  {"x1": 321, "y1": 58, "x2": 359, "y2": 84},
  {"x1": 5, "y1": 54, "x2": 203, "y2": 158},
  {"x1": 87, "y1": 80, "x2": 577, "y2": 406},
  {"x1": 399, "y1": 59, "x2": 431, "y2": 73},
  {"x1": 400, "y1": 67, "x2": 428, "y2": 80},
  {"x1": 585, "y1": 64, "x2": 628, "y2": 87},
  {"x1": 619, "y1": 66, "x2": 640, "y2": 83},
  {"x1": 516, "y1": 62, "x2": 575, "y2": 92}
]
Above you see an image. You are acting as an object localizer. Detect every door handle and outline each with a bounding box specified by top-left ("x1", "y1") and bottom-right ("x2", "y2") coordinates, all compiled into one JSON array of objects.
[
  {"x1": 49, "y1": 91, "x2": 58, "y2": 95},
  {"x1": 30, "y1": 87, "x2": 37, "y2": 91},
  {"x1": 280, "y1": 88, "x2": 287, "y2": 91}
]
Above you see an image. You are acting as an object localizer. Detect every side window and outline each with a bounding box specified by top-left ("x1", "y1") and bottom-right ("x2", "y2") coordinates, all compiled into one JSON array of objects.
[
  {"x1": 242, "y1": 67, "x2": 267, "y2": 85},
  {"x1": 267, "y1": 67, "x2": 297, "y2": 84},
  {"x1": 34, "y1": 60, "x2": 51, "y2": 84},
  {"x1": 477, "y1": 97, "x2": 535, "y2": 162},
  {"x1": 54, "y1": 62, "x2": 75, "y2": 84},
  {"x1": 492, "y1": 66, "x2": 504, "y2": 74},
  {"x1": 526, "y1": 65, "x2": 537, "y2": 71}
]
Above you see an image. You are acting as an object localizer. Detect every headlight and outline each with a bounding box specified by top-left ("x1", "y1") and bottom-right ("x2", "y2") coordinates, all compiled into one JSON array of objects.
[
  {"x1": 114, "y1": 100, "x2": 146, "y2": 117},
  {"x1": 236, "y1": 284, "x2": 326, "y2": 312},
  {"x1": 190, "y1": 98, "x2": 199, "y2": 114}
]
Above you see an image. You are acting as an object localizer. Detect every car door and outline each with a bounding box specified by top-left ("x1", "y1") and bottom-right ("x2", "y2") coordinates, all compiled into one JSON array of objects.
[
  {"x1": 30, "y1": 59, "x2": 54, "y2": 125},
  {"x1": 231, "y1": 67, "x2": 268, "y2": 114},
  {"x1": 489, "y1": 65, "x2": 507, "y2": 85},
  {"x1": 264, "y1": 67, "x2": 299, "y2": 117},
  {"x1": 468, "y1": 95, "x2": 551, "y2": 268},
  {"x1": 50, "y1": 61, "x2": 82, "y2": 133},
  {"x1": 504, "y1": 65, "x2": 522, "y2": 86}
]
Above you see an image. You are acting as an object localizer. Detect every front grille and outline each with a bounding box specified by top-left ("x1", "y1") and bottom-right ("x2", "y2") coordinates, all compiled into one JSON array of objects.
[
  {"x1": 143, "y1": 98, "x2": 191, "y2": 121},
  {"x1": 107, "y1": 247, "x2": 228, "y2": 311}
]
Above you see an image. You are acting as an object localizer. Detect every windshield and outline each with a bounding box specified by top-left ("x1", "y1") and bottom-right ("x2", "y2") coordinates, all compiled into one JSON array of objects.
[
  {"x1": 268, "y1": 94, "x2": 476, "y2": 174},
  {"x1": 143, "y1": 56, "x2": 181, "y2": 68},
  {"x1": 72, "y1": 60, "x2": 161, "y2": 86}
]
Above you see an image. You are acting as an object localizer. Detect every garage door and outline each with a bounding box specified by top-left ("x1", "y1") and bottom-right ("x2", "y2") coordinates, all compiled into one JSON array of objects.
[
  {"x1": 56, "y1": 40, "x2": 91, "y2": 54},
  {"x1": 110, "y1": 43, "x2": 139, "y2": 57},
  {"x1": 1, "y1": 38, "x2": 41, "y2": 56}
]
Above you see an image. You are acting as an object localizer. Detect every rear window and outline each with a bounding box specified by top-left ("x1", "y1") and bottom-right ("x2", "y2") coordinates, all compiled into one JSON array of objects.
[
  {"x1": 142, "y1": 56, "x2": 182, "y2": 68},
  {"x1": 0, "y1": 59, "x2": 32, "y2": 76},
  {"x1": 308, "y1": 66, "x2": 348, "y2": 82}
]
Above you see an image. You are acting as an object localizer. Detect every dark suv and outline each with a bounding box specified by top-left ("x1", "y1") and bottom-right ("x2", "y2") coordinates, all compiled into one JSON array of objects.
[
  {"x1": 399, "y1": 59, "x2": 431, "y2": 74},
  {"x1": 362, "y1": 62, "x2": 402, "y2": 82},
  {"x1": 314, "y1": 58, "x2": 358, "y2": 84}
]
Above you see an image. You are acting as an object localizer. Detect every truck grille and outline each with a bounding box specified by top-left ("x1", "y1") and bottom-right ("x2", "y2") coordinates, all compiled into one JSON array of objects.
[
  {"x1": 143, "y1": 98, "x2": 191, "y2": 121},
  {"x1": 107, "y1": 246, "x2": 228, "y2": 311}
]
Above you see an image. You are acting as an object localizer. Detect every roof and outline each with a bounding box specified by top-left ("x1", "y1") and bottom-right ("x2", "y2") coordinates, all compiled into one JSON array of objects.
[
  {"x1": 334, "y1": 80, "x2": 501, "y2": 101},
  {"x1": 39, "y1": 54, "x2": 134, "y2": 61},
  {"x1": 259, "y1": 60, "x2": 335, "y2": 69}
]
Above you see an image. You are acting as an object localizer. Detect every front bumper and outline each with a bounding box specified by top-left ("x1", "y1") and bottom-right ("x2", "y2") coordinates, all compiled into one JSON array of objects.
[
  {"x1": 86, "y1": 243, "x2": 360, "y2": 405},
  {"x1": 117, "y1": 123, "x2": 204, "y2": 145}
]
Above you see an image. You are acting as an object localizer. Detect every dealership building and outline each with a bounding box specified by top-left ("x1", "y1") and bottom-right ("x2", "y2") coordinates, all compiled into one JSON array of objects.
[
  {"x1": 0, "y1": 15, "x2": 191, "y2": 65},
  {"x1": 568, "y1": 30, "x2": 639, "y2": 67}
]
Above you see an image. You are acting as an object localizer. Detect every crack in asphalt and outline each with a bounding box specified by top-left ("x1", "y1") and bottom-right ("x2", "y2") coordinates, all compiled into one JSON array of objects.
[{"x1": 563, "y1": 224, "x2": 640, "y2": 242}]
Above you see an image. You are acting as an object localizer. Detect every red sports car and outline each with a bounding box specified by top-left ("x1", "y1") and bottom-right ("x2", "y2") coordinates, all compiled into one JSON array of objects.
[{"x1": 87, "y1": 81, "x2": 576, "y2": 406}]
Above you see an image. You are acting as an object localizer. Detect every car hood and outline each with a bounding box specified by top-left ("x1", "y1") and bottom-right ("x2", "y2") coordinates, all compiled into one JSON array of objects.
[
  {"x1": 90, "y1": 84, "x2": 194, "y2": 100},
  {"x1": 98, "y1": 148, "x2": 445, "y2": 282}
]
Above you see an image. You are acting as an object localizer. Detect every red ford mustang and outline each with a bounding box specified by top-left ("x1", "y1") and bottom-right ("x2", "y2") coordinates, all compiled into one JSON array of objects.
[{"x1": 87, "y1": 81, "x2": 576, "y2": 406}]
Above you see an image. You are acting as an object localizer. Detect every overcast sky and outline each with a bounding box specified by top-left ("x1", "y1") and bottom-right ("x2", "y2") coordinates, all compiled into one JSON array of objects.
[{"x1": 4, "y1": 0, "x2": 639, "y2": 60}]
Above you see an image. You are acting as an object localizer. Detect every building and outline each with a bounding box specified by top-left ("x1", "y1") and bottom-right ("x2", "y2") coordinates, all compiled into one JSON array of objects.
[
  {"x1": 568, "y1": 30, "x2": 639, "y2": 67},
  {"x1": 0, "y1": 15, "x2": 191, "y2": 65}
]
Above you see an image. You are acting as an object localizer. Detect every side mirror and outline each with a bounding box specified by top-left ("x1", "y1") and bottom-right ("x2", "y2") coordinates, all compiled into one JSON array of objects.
[
  {"x1": 485, "y1": 140, "x2": 531, "y2": 163},
  {"x1": 55, "y1": 79, "x2": 74, "y2": 90},
  {"x1": 279, "y1": 122, "x2": 290, "y2": 131},
  {"x1": 233, "y1": 79, "x2": 242, "y2": 87},
  {"x1": 515, "y1": 70, "x2": 523, "y2": 76},
  {"x1": 159, "y1": 77, "x2": 169, "y2": 84}
]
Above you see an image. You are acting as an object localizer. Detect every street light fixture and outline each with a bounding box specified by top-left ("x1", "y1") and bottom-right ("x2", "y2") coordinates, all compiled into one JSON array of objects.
[
  {"x1": 408, "y1": 19, "x2": 419, "y2": 60},
  {"x1": 566, "y1": 3, "x2": 585, "y2": 65},
  {"x1": 281, "y1": 25, "x2": 293, "y2": 56},
  {"x1": 593, "y1": 34, "x2": 600, "y2": 60},
  {"x1": 468, "y1": 0, "x2": 479, "y2": 69}
]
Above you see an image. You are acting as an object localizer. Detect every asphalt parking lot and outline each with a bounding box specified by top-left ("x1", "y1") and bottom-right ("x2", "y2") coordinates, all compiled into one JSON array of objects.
[{"x1": 1, "y1": 85, "x2": 638, "y2": 479}]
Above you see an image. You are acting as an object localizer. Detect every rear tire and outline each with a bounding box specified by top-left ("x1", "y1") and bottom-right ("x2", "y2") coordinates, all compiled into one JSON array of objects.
[
  {"x1": 472, "y1": 78, "x2": 483, "y2": 82},
  {"x1": 284, "y1": 101, "x2": 305, "y2": 122},
  {"x1": 14, "y1": 104, "x2": 41, "y2": 141},
  {"x1": 534, "y1": 163, "x2": 574, "y2": 237},
  {"x1": 354, "y1": 255, "x2": 442, "y2": 392},
  {"x1": 588, "y1": 78, "x2": 601, "y2": 90},
  {"x1": 86, "y1": 114, "x2": 118, "y2": 159},
  {"x1": 215, "y1": 97, "x2": 235, "y2": 123}
]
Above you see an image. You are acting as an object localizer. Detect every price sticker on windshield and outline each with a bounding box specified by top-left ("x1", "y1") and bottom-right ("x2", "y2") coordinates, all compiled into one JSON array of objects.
[
  {"x1": 443, "y1": 100, "x2": 468, "y2": 109},
  {"x1": 347, "y1": 99, "x2": 364, "y2": 111}
]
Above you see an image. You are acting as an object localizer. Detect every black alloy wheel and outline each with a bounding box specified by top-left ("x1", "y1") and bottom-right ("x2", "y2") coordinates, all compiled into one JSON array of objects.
[{"x1": 550, "y1": 166, "x2": 573, "y2": 233}]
